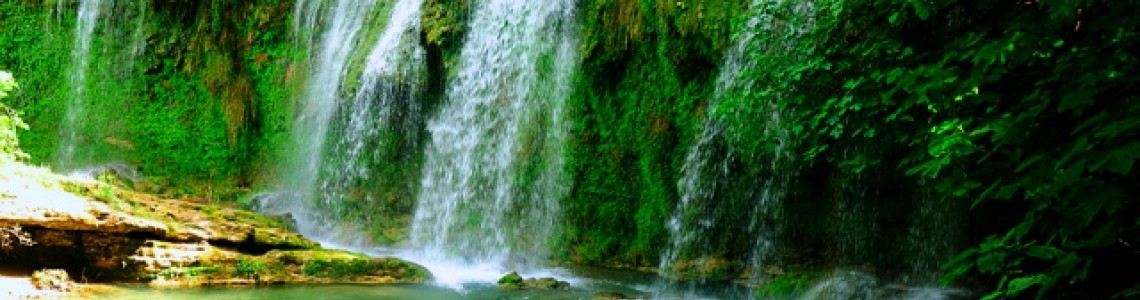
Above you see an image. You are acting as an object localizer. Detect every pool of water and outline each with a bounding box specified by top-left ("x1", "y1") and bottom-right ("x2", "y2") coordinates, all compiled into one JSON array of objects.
[
  {"x1": 79, "y1": 241, "x2": 967, "y2": 300},
  {"x1": 90, "y1": 266, "x2": 752, "y2": 300},
  {"x1": 86, "y1": 266, "x2": 974, "y2": 300}
]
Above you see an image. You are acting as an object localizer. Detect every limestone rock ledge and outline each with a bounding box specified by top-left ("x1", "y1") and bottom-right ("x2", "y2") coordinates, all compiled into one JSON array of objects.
[{"x1": 0, "y1": 164, "x2": 429, "y2": 287}]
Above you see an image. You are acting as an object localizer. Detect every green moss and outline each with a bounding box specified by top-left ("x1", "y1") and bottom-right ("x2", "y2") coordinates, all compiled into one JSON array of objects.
[
  {"x1": 497, "y1": 271, "x2": 524, "y2": 289},
  {"x1": 234, "y1": 258, "x2": 268, "y2": 278},
  {"x1": 270, "y1": 249, "x2": 429, "y2": 281},
  {"x1": 251, "y1": 227, "x2": 320, "y2": 249}
]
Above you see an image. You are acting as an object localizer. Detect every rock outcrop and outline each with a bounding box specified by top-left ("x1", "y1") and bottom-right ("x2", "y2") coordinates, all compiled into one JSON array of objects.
[
  {"x1": 0, "y1": 164, "x2": 429, "y2": 286},
  {"x1": 497, "y1": 271, "x2": 570, "y2": 290}
]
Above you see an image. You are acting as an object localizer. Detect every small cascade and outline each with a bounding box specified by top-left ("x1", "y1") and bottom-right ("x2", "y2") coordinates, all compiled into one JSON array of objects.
[
  {"x1": 409, "y1": 0, "x2": 579, "y2": 277},
  {"x1": 901, "y1": 180, "x2": 962, "y2": 283},
  {"x1": 56, "y1": 0, "x2": 101, "y2": 169},
  {"x1": 831, "y1": 153, "x2": 963, "y2": 287},
  {"x1": 56, "y1": 0, "x2": 150, "y2": 171},
  {"x1": 269, "y1": 0, "x2": 378, "y2": 240},
  {"x1": 661, "y1": 0, "x2": 814, "y2": 282}
]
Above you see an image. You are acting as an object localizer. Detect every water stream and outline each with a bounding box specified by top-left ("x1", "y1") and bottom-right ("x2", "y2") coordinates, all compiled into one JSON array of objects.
[
  {"x1": 408, "y1": 0, "x2": 578, "y2": 281},
  {"x1": 661, "y1": 0, "x2": 811, "y2": 281},
  {"x1": 55, "y1": 0, "x2": 149, "y2": 171},
  {"x1": 268, "y1": 0, "x2": 378, "y2": 243},
  {"x1": 315, "y1": 0, "x2": 427, "y2": 246},
  {"x1": 56, "y1": 0, "x2": 101, "y2": 169}
]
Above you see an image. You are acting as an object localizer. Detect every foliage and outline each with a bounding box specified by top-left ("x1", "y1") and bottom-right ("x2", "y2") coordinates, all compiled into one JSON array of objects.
[
  {"x1": 0, "y1": 1, "x2": 299, "y2": 198},
  {"x1": 0, "y1": 71, "x2": 29, "y2": 162},
  {"x1": 2, "y1": 1, "x2": 1136, "y2": 298},
  {"x1": 234, "y1": 258, "x2": 268, "y2": 278},
  {"x1": 560, "y1": 0, "x2": 767, "y2": 268},
  {"x1": 721, "y1": 0, "x2": 1140, "y2": 298}
]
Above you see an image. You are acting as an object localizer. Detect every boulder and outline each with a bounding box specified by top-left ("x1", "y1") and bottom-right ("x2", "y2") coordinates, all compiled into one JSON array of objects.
[
  {"x1": 30, "y1": 269, "x2": 73, "y2": 292},
  {"x1": 497, "y1": 271, "x2": 525, "y2": 289},
  {"x1": 497, "y1": 271, "x2": 570, "y2": 290}
]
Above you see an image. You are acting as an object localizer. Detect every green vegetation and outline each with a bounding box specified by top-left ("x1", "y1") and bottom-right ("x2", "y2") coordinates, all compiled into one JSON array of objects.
[
  {"x1": 235, "y1": 258, "x2": 268, "y2": 278},
  {"x1": 0, "y1": 0, "x2": 299, "y2": 198},
  {"x1": 0, "y1": 71, "x2": 27, "y2": 163},
  {"x1": 740, "y1": 1, "x2": 1139, "y2": 298},
  {"x1": 285, "y1": 250, "x2": 428, "y2": 280},
  {"x1": 1, "y1": 0, "x2": 1137, "y2": 299},
  {"x1": 153, "y1": 266, "x2": 221, "y2": 281}
]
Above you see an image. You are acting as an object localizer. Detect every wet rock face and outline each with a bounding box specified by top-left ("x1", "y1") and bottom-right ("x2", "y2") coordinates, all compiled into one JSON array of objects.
[{"x1": 497, "y1": 271, "x2": 570, "y2": 290}]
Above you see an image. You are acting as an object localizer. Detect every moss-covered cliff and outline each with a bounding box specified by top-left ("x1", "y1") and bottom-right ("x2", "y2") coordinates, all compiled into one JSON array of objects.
[{"x1": 4, "y1": 1, "x2": 1139, "y2": 298}]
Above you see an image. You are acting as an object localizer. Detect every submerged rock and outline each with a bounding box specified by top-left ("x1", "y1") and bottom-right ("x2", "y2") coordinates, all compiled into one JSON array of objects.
[
  {"x1": 661, "y1": 256, "x2": 736, "y2": 282},
  {"x1": 525, "y1": 277, "x2": 570, "y2": 289},
  {"x1": 497, "y1": 271, "x2": 570, "y2": 290}
]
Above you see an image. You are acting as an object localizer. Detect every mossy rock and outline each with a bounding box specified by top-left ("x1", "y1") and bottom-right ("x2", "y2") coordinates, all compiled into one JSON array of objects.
[
  {"x1": 149, "y1": 248, "x2": 430, "y2": 286},
  {"x1": 497, "y1": 271, "x2": 525, "y2": 289},
  {"x1": 497, "y1": 271, "x2": 569, "y2": 290},
  {"x1": 661, "y1": 257, "x2": 737, "y2": 282},
  {"x1": 250, "y1": 227, "x2": 319, "y2": 250},
  {"x1": 525, "y1": 277, "x2": 570, "y2": 290},
  {"x1": 262, "y1": 249, "x2": 430, "y2": 283}
]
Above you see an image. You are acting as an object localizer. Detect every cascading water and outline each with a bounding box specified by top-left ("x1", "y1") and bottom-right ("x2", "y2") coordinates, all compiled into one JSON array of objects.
[
  {"x1": 317, "y1": 0, "x2": 427, "y2": 245},
  {"x1": 56, "y1": 0, "x2": 101, "y2": 169},
  {"x1": 260, "y1": 0, "x2": 431, "y2": 249},
  {"x1": 264, "y1": 0, "x2": 378, "y2": 241},
  {"x1": 902, "y1": 180, "x2": 962, "y2": 282},
  {"x1": 56, "y1": 0, "x2": 149, "y2": 170},
  {"x1": 409, "y1": 0, "x2": 579, "y2": 278},
  {"x1": 661, "y1": 0, "x2": 812, "y2": 282}
]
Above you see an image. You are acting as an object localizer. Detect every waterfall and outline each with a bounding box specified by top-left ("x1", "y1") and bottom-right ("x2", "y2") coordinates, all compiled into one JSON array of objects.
[
  {"x1": 56, "y1": 0, "x2": 149, "y2": 170},
  {"x1": 268, "y1": 0, "x2": 378, "y2": 240},
  {"x1": 902, "y1": 179, "x2": 962, "y2": 282},
  {"x1": 260, "y1": 0, "x2": 430, "y2": 248},
  {"x1": 409, "y1": 0, "x2": 579, "y2": 273},
  {"x1": 661, "y1": 0, "x2": 815, "y2": 282},
  {"x1": 660, "y1": 3, "x2": 763, "y2": 279},
  {"x1": 317, "y1": 0, "x2": 427, "y2": 245},
  {"x1": 56, "y1": 0, "x2": 101, "y2": 169}
]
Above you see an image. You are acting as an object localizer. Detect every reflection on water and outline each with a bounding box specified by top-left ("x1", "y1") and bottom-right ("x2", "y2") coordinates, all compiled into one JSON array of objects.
[
  {"x1": 88, "y1": 267, "x2": 751, "y2": 300},
  {"x1": 86, "y1": 266, "x2": 965, "y2": 300}
]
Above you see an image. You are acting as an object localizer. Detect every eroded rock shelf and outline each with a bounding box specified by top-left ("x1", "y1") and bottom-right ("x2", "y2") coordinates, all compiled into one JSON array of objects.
[{"x1": 0, "y1": 164, "x2": 429, "y2": 288}]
